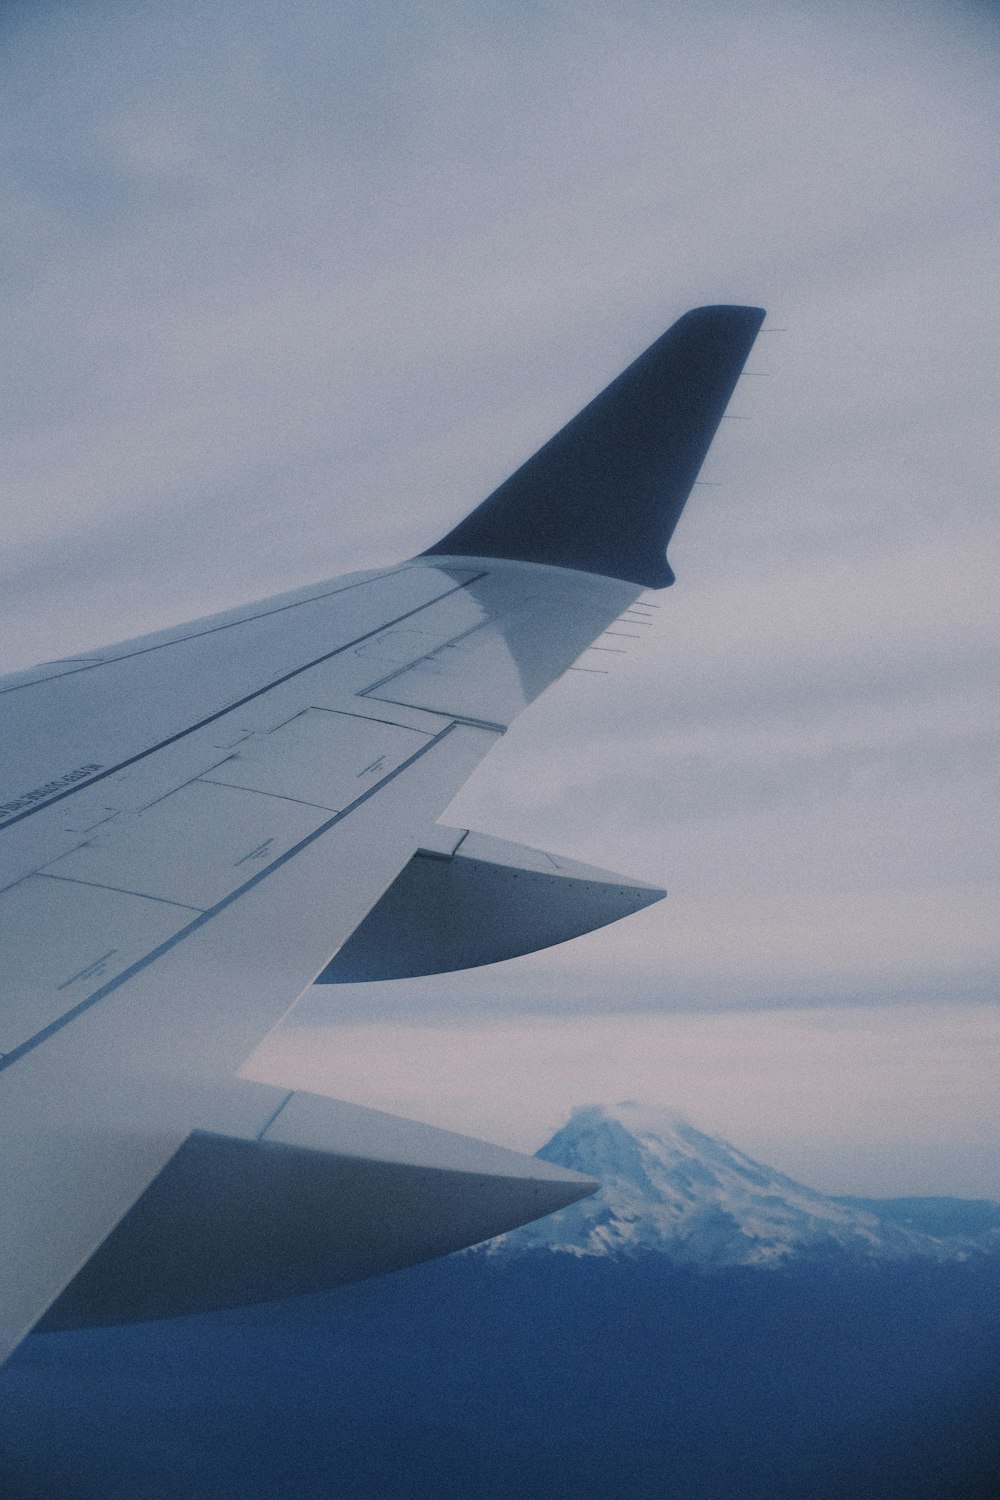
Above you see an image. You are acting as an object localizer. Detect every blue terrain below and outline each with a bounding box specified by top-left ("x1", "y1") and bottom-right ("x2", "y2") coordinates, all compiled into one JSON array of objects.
[{"x1": 2, "y1": 1106, "x2": 998, "y2": 1500}]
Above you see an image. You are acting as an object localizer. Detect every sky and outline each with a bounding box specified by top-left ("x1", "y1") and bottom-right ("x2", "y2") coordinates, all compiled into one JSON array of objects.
[{"x1": 3, "y1": 0, "x2": 999, "y2": 1193}]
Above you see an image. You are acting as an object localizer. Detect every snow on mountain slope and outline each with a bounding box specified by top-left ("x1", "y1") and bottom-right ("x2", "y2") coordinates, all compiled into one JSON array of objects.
[{"x1": 484, "y1": 1102, "x2": 995, "y2": 1267}]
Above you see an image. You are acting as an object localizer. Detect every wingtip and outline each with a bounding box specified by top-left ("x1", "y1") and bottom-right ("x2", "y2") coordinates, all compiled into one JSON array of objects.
[
  {"x1": 681, "y1": 303, "x2": 767, "y2": 322},
  {"x1": 425, "y1": 301, "x2": 766, "y2": 587}
]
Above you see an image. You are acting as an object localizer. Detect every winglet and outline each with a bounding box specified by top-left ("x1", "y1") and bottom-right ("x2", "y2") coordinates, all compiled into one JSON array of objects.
[{"x1": 424, "y1": 304, "x2": 766, "y2": 588}]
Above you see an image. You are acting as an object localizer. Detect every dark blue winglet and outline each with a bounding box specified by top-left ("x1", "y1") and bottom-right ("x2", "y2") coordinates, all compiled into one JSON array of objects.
[{"x1": 424, "y1": 304, "x2": 765, "y2": 588}]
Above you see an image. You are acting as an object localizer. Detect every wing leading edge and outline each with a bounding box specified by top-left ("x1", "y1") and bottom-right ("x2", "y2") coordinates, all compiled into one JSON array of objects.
[{"x1": 0, "y1": 304, "x2": 765, "y2": 1358}]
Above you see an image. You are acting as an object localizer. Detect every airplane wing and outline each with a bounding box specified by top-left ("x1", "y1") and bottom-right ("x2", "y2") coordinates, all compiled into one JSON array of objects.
[{"x1": 0, "y1": 304, "x2": 764, "y2": 1360}]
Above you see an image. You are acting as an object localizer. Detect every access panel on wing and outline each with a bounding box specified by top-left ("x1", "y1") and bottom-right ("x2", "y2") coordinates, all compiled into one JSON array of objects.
[{"x1": 361, "y1": 600, "x2": 617, "y2": 726}]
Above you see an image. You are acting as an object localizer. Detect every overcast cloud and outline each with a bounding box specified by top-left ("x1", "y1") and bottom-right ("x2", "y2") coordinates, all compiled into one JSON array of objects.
[{"x1": 3, "y1": 0, "x2": 998, "y2": 1187}]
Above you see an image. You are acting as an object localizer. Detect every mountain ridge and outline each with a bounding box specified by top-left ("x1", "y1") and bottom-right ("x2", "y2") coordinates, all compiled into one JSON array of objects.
[{"x1": 483, "y1": 1102, "x2": 1000, "y2": 1267}]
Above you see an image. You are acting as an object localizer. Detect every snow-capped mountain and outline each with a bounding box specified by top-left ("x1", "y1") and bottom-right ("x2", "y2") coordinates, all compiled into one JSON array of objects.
[{"x1": 485, "y1": 1102, "x2": 999, "y2": 1267}]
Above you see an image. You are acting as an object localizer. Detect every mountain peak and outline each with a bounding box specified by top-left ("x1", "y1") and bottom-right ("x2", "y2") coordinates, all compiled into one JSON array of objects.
[{"x1": 486, "y1": 1102, "x2": 983, "y2": 1267}]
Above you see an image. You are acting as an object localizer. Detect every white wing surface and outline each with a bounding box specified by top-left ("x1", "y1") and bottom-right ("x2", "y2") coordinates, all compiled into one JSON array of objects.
[{"x1": 0, "y1": 304, "x2": 764, "y2": 1359}]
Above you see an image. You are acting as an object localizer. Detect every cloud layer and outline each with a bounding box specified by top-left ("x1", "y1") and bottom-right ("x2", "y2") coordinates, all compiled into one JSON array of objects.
[{"x1": 3, "y1": 0, "x2": 997, "y2": 1179}]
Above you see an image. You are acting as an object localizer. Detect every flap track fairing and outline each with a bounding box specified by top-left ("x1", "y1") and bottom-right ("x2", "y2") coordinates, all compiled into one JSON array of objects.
[{"x1": 316, "y1": 826, "x2": 665, "y2": 983}]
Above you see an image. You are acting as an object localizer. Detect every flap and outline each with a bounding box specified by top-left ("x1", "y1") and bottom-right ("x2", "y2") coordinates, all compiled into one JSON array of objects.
[
  {"x1": 40, "y1": 1090, "x2": 594, "y2": 1329},
  {"x1": 316, "y1": 826, "x2": 665, "y2": 982}
]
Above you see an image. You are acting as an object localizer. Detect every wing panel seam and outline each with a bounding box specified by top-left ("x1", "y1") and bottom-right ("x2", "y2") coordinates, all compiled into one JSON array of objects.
[
  {"x1": 0, "y1": 722, "x2": 468, "y2": 1074},
  {"x1": 0, "y1": 567, "x2": 421, "y2": 697},
  {"x1": 1, "y1": 573, "x2": 487, "y2": 832},
  {"x1": 34, "y1": 872, "x2": 206, "y2": 913}
]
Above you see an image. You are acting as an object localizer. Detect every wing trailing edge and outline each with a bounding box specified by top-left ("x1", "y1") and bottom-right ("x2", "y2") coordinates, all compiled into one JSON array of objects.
[{"x1": 424, "y1": 304, "x2": 766, "y2": 588}]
